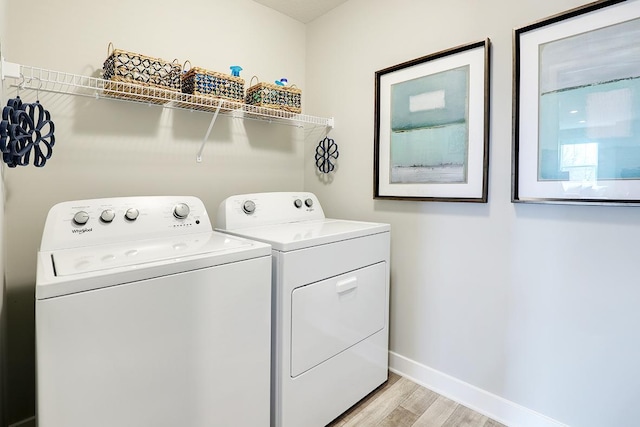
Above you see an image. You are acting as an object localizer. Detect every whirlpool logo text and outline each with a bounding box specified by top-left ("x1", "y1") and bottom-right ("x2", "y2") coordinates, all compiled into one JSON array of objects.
[{"x1": 72, "y1": 228, "x2": 92, "y2": 234}]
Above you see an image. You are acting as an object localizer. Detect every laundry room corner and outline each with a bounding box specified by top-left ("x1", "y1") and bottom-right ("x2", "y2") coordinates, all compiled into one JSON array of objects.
[{"x1": 2, "y1": 0, "x2": 640, "y2": 426}]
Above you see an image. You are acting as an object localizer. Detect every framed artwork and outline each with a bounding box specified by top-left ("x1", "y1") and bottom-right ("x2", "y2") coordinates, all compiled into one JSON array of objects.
[
  {"x1": 513, "y1": 0, "x2": 640, "y2": 205},
  {"x1": 374, "y1": 39, "x2": 490, "y2": 202}
]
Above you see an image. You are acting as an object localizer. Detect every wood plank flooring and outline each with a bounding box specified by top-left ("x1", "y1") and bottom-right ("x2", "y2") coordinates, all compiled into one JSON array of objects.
[
  {"x1": 15, "y1": 373, "x2": 505, "y2": 427},
  {"x1": 327, "y1": 372, "x2": 507, "y2": 427}
]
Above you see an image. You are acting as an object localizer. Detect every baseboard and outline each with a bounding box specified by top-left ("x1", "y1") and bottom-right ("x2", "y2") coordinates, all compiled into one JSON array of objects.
[
  {"x1": 8, "y1": 416, "x2": 35, "y2": 427},
  {"x1": 389, "y1": 351, "x2": 568, "y2": 427}
]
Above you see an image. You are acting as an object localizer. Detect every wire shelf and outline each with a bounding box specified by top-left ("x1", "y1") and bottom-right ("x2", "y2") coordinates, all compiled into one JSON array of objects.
[{"x1": 5, "y1": 64, "x2": 334, "y2": 129}]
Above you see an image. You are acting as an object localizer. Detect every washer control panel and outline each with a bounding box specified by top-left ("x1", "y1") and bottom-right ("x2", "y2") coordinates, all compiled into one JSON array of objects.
[
  {"x1": 41, "y1": 196, "x2": 213, "y2": 251},
  {"x1": 215, "y1": 192, "x2": 325, "y2": 230}
]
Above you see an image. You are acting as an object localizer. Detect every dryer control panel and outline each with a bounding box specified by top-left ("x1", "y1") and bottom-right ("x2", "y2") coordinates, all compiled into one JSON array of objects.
[
  {"x1": 215, "y1": 192, "x2": 326, "y2": 230},
  {"x1": 40, "y1": 196, "x2": 212, "y2": 251}
]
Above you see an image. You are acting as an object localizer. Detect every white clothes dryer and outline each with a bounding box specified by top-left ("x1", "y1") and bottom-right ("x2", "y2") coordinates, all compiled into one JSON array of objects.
[
  {"x1": 215, "y1": 192, "x2": 390, "y2": 427},
  {"x1": 36, "y1": 196, "x2": 272, "y2": 427}
]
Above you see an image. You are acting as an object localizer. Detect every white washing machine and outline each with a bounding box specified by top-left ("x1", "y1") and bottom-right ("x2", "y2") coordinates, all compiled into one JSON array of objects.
[
  {"x1": 215, "y1": 192, "x2": 390, "y2": 427},
  {"x1": 36, "y1": 196, "x2": 272, "y2": 427}
]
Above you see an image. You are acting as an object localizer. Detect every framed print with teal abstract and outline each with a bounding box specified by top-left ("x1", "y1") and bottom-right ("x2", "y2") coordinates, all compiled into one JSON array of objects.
[
  {"x1": 374, "y1": 39, "x2": 490, "y2": 202},
  {"x1": 513, "y1": 0, "x2": 640, "y2": 205}
]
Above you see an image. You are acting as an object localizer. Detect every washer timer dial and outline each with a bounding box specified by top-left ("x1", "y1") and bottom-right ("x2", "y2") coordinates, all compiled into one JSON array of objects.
[
  {"x1": 173, "y1": 203, "x2": 190, "y2": 219},
  {"x1": 243, "y1": 200, "x2": 256, "y2": 215},
  {"x1": 73, "y1": 211, "x2": 89, "y2": 225}
]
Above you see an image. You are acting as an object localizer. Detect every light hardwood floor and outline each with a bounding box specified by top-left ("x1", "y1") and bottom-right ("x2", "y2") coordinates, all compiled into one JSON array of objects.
[
  {"x1": 15, "y1": 373, "x2": 504, "y2": 427},
  {"x1": 327, "y1": 372, "x2": 507, "y2": 427}
]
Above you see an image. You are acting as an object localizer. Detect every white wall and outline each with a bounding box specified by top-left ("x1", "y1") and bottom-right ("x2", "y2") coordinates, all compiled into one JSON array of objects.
[
  {"x1": 304, "y1": 1, "x2": 640, "y2": 426},
  {"x1": 2, "y1": 0, "x2": 308, "y2": 423}
]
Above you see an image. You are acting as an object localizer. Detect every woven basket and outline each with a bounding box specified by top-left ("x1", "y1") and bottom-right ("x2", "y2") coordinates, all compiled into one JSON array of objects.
[
  {"x1": 180, "y1": 62, "x2": 244, "y2": 111},
  {"x1": 102, "y1": 43, "x2": 181, "y2": 103},
  {"x1": 245, "y1": 76, "x2": 302, "y2": 114}
]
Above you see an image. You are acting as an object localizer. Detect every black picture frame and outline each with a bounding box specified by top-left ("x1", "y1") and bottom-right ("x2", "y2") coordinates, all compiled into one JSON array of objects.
[
  {"x1": 374, "y1": 39, "x2": 490, "y2": 202},
  {"x1": 512, "y1": 0, "x2": 640, "y2": 205}
]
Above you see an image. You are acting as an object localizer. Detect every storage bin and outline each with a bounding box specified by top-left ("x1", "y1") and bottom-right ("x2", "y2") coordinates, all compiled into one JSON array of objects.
[
  {"x1": 180, "y1": 63, "x2": 244, "y2": 111},
  {"x1": 245, "y1": 77, "x2": 302, "y2": 115},
  {"x1": 102, "y1": 43, "x2": 181, "y2": 103}
]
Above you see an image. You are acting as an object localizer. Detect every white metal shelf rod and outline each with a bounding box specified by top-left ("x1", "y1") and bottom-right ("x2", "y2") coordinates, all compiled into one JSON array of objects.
[
  {"x1": 196, "y1": 104, "x2": 222, "y2": 163},
  {"x1": 1, "y1": 59, "x2": 335, "y2": 154}
]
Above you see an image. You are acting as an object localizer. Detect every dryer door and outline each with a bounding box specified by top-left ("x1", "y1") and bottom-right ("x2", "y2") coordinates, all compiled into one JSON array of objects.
[{"x1": 290, "y1": 262, "x2": 386, "y2": 377}]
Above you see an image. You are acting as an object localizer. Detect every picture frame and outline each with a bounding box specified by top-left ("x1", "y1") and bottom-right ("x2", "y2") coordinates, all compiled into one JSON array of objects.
[
  {"x1": 513, "y1": 0, "x2": 640, "y2": 205},
  {"x1": 374, "y1": 39, "x2": 490, "y2": 202}
]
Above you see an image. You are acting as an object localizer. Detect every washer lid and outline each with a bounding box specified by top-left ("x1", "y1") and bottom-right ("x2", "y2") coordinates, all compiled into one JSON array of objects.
[
  {"x1": 218, "y1": 219, "x2": 390, "y2": 251},
  {"x1": 53, "y1": 231, "x2": 258, "y2": 276},
  {"x1": 37, "y1": 231, "x2": 271, "y2": 299}
]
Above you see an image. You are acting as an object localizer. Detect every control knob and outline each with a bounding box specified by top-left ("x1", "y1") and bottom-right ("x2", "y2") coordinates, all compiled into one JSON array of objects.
[
  {"x1": 294, "y1": 199, "x2": 303, "y2": 208},
  {"x1": 243, "y1": 200, "x2": 256, "y2": 215},
  {"x1": 173, "y1": 203, "x2": 190, "y2": 219},
  {"x1": 73, "y1": 211, "x2": 89, "y2": 226},
  {"x1": 124, "y1": 208, "x2": 139, "y2": 221},
  {"x1": 305, "y1": 198, "x2": 314, "y2": 208},
  {"x1": 100, "y1": 209, "x2": 115, "y2": 223}
]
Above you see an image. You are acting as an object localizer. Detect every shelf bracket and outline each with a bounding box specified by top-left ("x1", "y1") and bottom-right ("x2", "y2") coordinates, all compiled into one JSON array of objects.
[
  {"x1": 1, "y1": 58, "x2": 21, "y2": 81},
  {"x1": 327, "y1": 117, "x2": 335, "y2": 129},
  {"x1": 196, "y1": 103, "x2": 222, "y2": 163}
]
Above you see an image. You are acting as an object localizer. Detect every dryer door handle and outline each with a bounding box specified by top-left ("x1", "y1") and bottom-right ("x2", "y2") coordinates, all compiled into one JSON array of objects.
[{"x1": 336, "y1": 277, "x2": 358, "y2": 294}]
